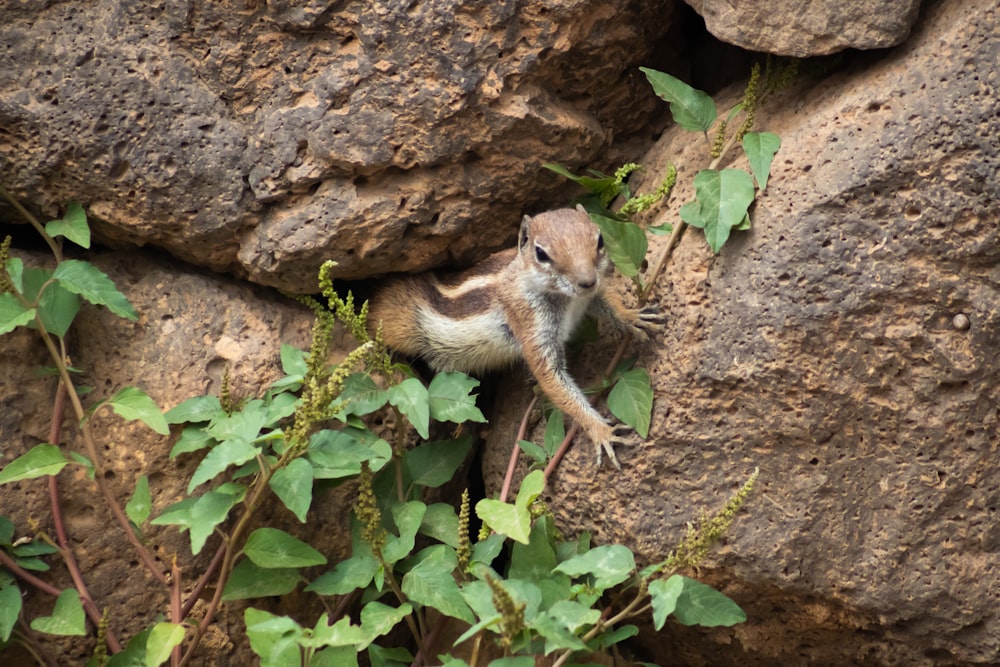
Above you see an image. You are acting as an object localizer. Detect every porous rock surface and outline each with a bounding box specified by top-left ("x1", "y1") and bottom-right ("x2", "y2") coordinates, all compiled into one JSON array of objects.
[
  {"x1": 683, "y1": 0, "x2": 923, "y2": 56},
  {"x1": 0, "y1": 0, "x2": 670, "y2": 292},
  {"x1": 484, "y1": 0, "x2": 1000, "y2": 664},
  {"x1": 0, "y1": 249, "x2": 343, "y2": 663}
]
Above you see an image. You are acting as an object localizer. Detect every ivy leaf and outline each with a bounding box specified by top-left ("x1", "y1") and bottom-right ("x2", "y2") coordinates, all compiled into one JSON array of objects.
[
  {"x1": 307, "y1": 427, "x2": 392, "y2": 479},
  {"x1": 742, "y1": 131, "x2": 781, "y2": 191},
  {"x1": 126, "y1": 475, "x2": 152, "y2": 526},
  {"x1": 671, "y1": 575, "x2": 747, "y2": 627},
  {"x1": 419, "y1": 503, "x2": 460, "y2": 548},
  {"x1": 0, "y1": 293, "x2": 35, "y2": 335},
  {"x1": 382, "y1": 501, "x2": 427, "y2": 565},
  {"x1": 607, "y1": 368, "x2": 653, "y2": 438},
  {"x1": 387, "y1": 378, "x2": 430, "y2": 438},
  {"x1": 648, "y1": 575, "x2": 684, "y2": 630},
  {"x1": 269, "y1": 458, "x2": 313, "y2": 523},
  {"x1": 30, "y1": 589, "x2": 86, "y2": 636},
  {"x1": 679, "y1": 169, "x2": 756, "y2": 253},
  {"x1": 640, "y1": 67, "x2": 717, "y2": 132},
  {"x1": 52, "y1": 259, "x2": 138, "y2": 321},
  {"x1": 590, "y1": 214, "x2": 648, "y2": 278},
  {"x1": 244, "y1": 608, "x2": 302, "y2": 666},
  {"x1": 243, "y1": 528, "x2": 327, "y2": 569},
  {"x1": 279, "y1": 344, "x2": 308, "y2": 377},
  {"x1": 106, "y1": 386, "x2": 170, "y2": 435},
  {"x1": 404, "y1": 436, "x2": 472, "y2": 489},
  {"x1": 45, "y1": 202, "x2": 91, "y2": 249},
  {"x1": 427, "y1": 372, "x2": 486, "y2": 423},
  {"x1": 222, "y1": 559, "x2": 300, "y2": 601},
  {"x1": 0, "y1": 444, "x2": 69, "y2": 484},
  {"x1": 145, "y1": 622, "x2": 185, "y2": 667}
]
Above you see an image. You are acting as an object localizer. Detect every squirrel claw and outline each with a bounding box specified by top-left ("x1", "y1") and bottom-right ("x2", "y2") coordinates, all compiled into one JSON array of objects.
[{"x1": 595, "y1": 424, "x2": 636, "y2": 470}]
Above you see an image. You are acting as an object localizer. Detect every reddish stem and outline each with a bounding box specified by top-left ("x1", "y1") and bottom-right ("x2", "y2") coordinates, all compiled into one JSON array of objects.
[
  {"x1": 47, "y1": 382, "x2": 122, "y2": 652},
  {"x1": 499, "y1": 395, "x2": 539, "y2": 503}
]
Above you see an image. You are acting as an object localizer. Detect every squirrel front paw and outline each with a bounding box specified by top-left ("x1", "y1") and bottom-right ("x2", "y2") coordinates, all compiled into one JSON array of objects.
[
  {"x1": 629, "y1": 302, "x2": 667, "y2": 342},
  {"x1": 593, "y1": 422, "x2": 638, "y2": 470}
]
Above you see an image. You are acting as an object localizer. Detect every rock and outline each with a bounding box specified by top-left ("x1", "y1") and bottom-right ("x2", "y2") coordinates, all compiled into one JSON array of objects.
[
  {"x1": 683, "y1": 0, "x2": 922, "y2": 56},
  {"x1": 0, "y1": 0, "x2": 672, "y2": 292},
  {"x1": 0, "y1": 246, "x2": 349, "y2": 663},
  {"x1": 483, "y1": 0, "x2": 1000, "y2": 663}
]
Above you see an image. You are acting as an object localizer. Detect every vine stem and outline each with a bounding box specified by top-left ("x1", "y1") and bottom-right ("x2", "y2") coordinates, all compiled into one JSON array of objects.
[
  {"x1": 0, "y1": 185, "x2": 61, "y2": 261},
  {"x1": 499, "y1": 395, "x2": 538, "y2": 503},
  {"x1": 45, "y1": 382, "x2": 122, "y2": 652}
]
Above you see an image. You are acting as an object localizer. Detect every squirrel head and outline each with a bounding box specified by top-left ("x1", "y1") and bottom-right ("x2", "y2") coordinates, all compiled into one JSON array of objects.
[{"x1": 517, "y1": 205, "x2": 608, "y2": 298}]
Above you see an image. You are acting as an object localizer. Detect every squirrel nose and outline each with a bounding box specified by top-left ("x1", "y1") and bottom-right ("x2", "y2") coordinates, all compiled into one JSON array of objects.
[{"x1": 577, "y1": 276, "x2": 597, "y2": 290}]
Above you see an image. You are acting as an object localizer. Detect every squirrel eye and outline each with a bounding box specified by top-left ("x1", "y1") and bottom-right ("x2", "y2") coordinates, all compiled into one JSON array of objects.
[
  {"x1": 597, "y1": 233, "x2": 605, "y2": 251},
  {"x1": 534, "y1": 245, "x2": 550, "y2": 263}
]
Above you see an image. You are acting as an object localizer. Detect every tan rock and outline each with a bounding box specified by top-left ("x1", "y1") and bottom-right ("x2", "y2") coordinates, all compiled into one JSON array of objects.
[
  {"x1": 484, "y1": 0, "x2": 1000, "y2": 662},
  {"x1": 684, "y1": 0, "x2": 922, "y2": 56}
]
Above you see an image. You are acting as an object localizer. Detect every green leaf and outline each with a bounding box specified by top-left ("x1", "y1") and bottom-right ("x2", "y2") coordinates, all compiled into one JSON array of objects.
[
  {"x1": 515, "y1": 470, "x2": 545, "y2": 508},
  {"x1": 679, "y1": 169, "x2": 756, "y2": 253},
  {"x1": 105, "y1": 386, "x2": 169, "y2": 435},
  {"x1": 188, "y1": 438, "x2": 260, "y2": 492},
  {"x1": 307, "y1": 427, "x2": 392, "y2": 479},
  {"x1": 382, "y1": 501, "x2": 427, "y2": 564},
  {"x1": 165, "y1": 395, "x2": 223, "y2": 424},
  {"x1": 386, "y1": 378, "x2": 430, "y2": 439},
  {"x1": 104, "y1": 626, "x2": 152, "y2": 667},
  {"x1": 554, "y1": 545, "x2": 635, "y2": 591},
  {"x1": 126, "y1": 475, "x2": 152, "y2": 526},
  {"x1": 311, "y1": 646, "x2": 359, "y2": 667},
  {"x1": 648, "y1": 575, "x2": 684, "y2": 630},
  {"x1": 542, "y1": 411, "x2": 565, "y2": 457},
  {"x1": 21, "y1": 267, "x2": 80, "y2": 337},
  {"x1": 509, "y1": 515, "x2": 558, "y2": 584},
  {"x1": 590, "y1": 214, "x2": 648, "y2": 278},
  {"x1": 639, "y1": 67, "x2": 717, "y2": 132},
  {"x1": 0, "y1": 292, "x2": 35, "y2": 335},
  {"x1": 419, "y1": 503, "x2": 461, "y2": 548},
  {"x1": 306, "y1": 551, "x2": 378, "y2": 596},
  {"x1": 470, "y1": 533, "x2": 505, "y2": 568},
  {"x1": 0, "y1": 444, "x2": 69, "y2": 483},
  {"x1": 427, "y1": 373, "x2": 486, "y2": 423},
  {"x1": 742, "y1": 131, "x2": 781, "y2": 190},
  {"x1": 53, "y1": 259, "x2": 138, "y2": 320},
  {"x1": 486, "y1": 658, "x2": 534, "y2": 667},
  {"x1": 169, "y1": 426, "x2": 216, "y2": 458},
  {"x1": 404, "y1": 437, "x2": 472, "y2": 489},
  {"x1": 30, "y1": 589, "x2": 85, "y2": 636},
  {"x1": 607, "y1": 368, "x2": 653, "y2": 438},
  {"x1": 401, "y1": 550, "x2": 474, "y2": 623},
  {"x1": 0, "y1": 517, "x2": 13, "y2": 545},
  {"x1": 333, "y1": 373, "x2": 388, "y2": 419},
  {"x1": 5, "y1": 257, "x2": 24, "y2": 293},
  {"x1": 516, "y1": 439, "x2": 548, "y2": 465},
  {"x1": 671, "y1": 575, "x2": 746, "y2": 627},
  {"x1": 243, "y1": 528, "x2": 327, "y2": 569},
  {"x1": 0, "y1": 584, "x2": 22, "y2": 642},
  {"x1": 542, "y1": 163, "x2": 621, "y2": 204},
  {"x1": 476, "y1": 499, "x2": 530, "y2": 545},
  {"x1": 188, "y1": 486, "x2": 245, "y2": 554},
  {"x1": 244, "y1": 608, "x2": 302, "y2": 667},
  {"x1": 358, "y1": 601, "x2": 413, "y2": 648},
  {"x1": 145, "y1": 622, "x2": 185, "y2": 667},
  {"x1": 223, "y1": 559, "x2": 300, "y2": 600},
  {"x1": 270, "y1": 458, "x2": 314, "y2": 522},
  {"x1": 368, "y1": 645, "x2": 413, "y2": 667},
  {"x1": 45, "y1": 202, "x2": 91, "y2": 249},
  {"x1": 280, "y1": 344, "x2": 308, "y2": 377}
]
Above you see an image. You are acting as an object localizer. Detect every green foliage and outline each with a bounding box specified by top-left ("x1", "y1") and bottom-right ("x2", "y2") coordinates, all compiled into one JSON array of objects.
[{"x1": 0, "y1": 197, "x2": 758, "y2": 666}]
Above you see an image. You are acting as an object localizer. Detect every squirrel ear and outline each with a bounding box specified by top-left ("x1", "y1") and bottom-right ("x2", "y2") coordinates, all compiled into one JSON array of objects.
[
  {"x1": 518, "y1": 214, "x2": 532, "y2": 249},
  {"x1": 575, "y1": 204, "x2": 588, "y2": 216}
]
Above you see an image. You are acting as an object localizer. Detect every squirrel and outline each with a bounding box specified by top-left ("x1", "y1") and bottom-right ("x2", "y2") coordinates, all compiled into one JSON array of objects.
[{"x1": 367, "y1": 205, "x2": 664, "y2": 468}]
